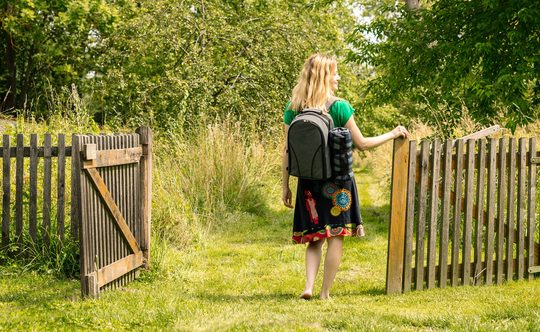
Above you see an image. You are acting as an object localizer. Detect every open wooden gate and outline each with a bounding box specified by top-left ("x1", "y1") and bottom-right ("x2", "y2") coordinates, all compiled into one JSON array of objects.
[
  {"x1": 387, "y1": 130, "x2": 539, "y2": 294},
  {"x1": 73, "y1": 128, "x2": 152, "y2": 297}
]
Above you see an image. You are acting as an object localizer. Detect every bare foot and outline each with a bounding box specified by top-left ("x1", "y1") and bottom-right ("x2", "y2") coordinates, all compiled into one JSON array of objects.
[
  {"x1": 300, "y1": 291, "x2": 312, "y2": 300},
  {"x1": 319, "y1": 294, "x2": 331, "y2": 300}
]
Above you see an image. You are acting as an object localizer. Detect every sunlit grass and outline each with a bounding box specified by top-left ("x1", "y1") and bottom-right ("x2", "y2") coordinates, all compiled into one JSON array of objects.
[{"x1": 2, "y1": 163, "x2": 540, "y2": 330}]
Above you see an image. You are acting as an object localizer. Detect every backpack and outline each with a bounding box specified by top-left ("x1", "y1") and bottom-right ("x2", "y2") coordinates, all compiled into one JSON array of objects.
[{"x1": 287, "y1": 98, "x2": 338, "y2": 180}]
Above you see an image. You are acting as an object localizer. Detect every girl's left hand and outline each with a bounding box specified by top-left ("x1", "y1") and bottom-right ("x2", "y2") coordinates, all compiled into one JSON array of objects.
[{"x1": 391, "y1": 125, "x2": 410, "y2": 139}]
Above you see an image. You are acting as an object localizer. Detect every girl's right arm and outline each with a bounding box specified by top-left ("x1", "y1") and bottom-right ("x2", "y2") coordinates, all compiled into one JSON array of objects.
[{"x1": 282, "y1": 125, "x2": 293, "y2": 208}]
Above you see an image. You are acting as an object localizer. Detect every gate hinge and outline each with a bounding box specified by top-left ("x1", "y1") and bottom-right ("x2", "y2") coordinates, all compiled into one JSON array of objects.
[{"x1": 528, "y1": 266, "x2": 540, "y2": 274}]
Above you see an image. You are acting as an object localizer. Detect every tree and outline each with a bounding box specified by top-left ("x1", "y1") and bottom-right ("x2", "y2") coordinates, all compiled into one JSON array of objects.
[
  {"x1": 87, "y1": 0, "x2": 362, "y2": 134},
  {"x1": 0, "y1": 0, "x2": 118, "y2": 115},
  {"x1": 348, "y1": 0, "x2": 540, "y2": 135}
]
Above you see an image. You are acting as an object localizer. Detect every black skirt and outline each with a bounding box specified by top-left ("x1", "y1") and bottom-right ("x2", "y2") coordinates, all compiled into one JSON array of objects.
[{"x1": 292, "y1": 175, "x2": 364, "y2": 244}]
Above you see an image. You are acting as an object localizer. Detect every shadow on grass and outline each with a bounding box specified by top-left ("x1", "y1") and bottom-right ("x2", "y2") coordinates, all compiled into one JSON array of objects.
[
  {"x1": 193, "y1": 292, "x2": 295, "y2": 303},
  {"x1": 0, "y1": 269, "x2": 79, "y2": 306},
  {"x1": 193, "y1": 285, "x2": 387, "y2": 303}
]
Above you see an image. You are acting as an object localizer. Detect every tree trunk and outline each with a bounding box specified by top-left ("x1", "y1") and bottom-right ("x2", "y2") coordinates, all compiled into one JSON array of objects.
[
  {"x1": 406, "y1": 0, "x2": 420, "y2": 10},
  {"x1": 2, "y1": 7, "x2": 16, "y2": 114}
]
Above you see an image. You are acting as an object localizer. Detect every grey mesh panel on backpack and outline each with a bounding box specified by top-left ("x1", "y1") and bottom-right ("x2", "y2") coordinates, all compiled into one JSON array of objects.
[{"x1": 287, "y1": 98, "x2": 338, "y2": 180}]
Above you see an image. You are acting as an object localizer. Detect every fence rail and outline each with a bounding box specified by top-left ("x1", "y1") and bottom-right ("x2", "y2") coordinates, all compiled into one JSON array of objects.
[{"x1": 387, "y1": 137, "x2": 540, "y2": 294}]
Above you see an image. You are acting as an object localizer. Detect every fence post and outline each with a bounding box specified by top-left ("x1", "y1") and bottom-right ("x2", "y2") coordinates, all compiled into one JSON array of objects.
[
  {"x1": 136, "y1": 127, "x2": 152, "y2": 269},
  {"x1": 386, "y1": 137, "x2": 410, "y2": 294},
  {"x1": 71, "y1": 134, "x2": 81, "y2": 240}
]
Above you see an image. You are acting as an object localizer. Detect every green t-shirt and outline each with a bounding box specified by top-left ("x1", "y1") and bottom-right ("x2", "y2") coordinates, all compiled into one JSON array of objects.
[{"x1": 283, "y1": 100, "x2": 355, "y2": 127}]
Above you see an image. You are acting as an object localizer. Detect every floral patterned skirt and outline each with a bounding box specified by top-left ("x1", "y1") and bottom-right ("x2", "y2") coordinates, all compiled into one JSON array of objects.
[{"x1": 292, "y1": 175, "x2": 364, "y2": 244}]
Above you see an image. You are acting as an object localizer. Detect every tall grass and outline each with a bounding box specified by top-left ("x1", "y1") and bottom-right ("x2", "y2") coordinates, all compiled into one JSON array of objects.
[{"x1": 152, "y1": 119, "x2": 278, "y2": 249}]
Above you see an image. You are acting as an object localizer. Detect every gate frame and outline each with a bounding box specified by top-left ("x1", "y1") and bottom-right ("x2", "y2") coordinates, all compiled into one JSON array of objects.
[{"x1": 73, "y1": 127, "x2": 152, "y2": 298}]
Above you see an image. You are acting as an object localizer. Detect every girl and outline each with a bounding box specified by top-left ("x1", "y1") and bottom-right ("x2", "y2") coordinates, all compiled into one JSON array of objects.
[{"x1": 282, "y1": 53, "x2": 409, "y2": 300}]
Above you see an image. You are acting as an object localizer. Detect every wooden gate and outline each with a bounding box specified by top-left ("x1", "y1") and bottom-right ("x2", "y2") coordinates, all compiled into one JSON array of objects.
[
  {"x1": 387, "y1": 134, "x2": 539, "y2": 294},
  {"x1": 73, "y1": 128, "x2": 152, "y2": 297}
]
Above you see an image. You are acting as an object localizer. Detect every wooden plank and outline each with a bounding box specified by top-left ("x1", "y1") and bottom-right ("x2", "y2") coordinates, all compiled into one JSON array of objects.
[
  {"x1": 95, "y1": 136, "x2": 108, "y2": 274},
  {"x1": 415, "y1": 140, "x2": 430, "y2": 290},
  {"x1": 458, "y1": 125, "x2": 501, "y2": 141},
  {"x1": 82, "y1": 146, "x2": 142, "y2": 169},
  {"x1": 506, "y1": 138, "x2": 516, "y2": 280},
  {"x1": 109, "y1": 135, "x2": 120, "y2": 289},
  {"x1": 131, "y1": 134, "x2": 140, "y2": 282},
  {"x1": 427, "y1": 140, "x2": 440, "y2": 289},
  {"x1": 386, "y1": 138, "x2": 409, "y2": 294},
  {"x1": 485, "y1": 138, "x2": 497, "y2": 285},
  {"x1": 85, "y1": 272, "x2": 99, "y2": 299},
  {"x1": 84, "y1": 135, "x2": 97, "y2": 294},
  {"x1": 73, "y1": 135, "x2": 88, "y2": 296},
  {"x1": 15, "y1": 134, "x2": 24, "y2": 243},
  {"x1": 439, "y1": 140, "x2": 452, "y2": 288},
  {"x1": 403, "y1": 141, "x2": 417, "y2": 292},
  {"x1": 462, "y1": 139, "x2": 475, "y2": 285},
  {"x1": 474, "y1": 139, "x2": 486, "y2": 284},
  {"x1": 496, "y1": 138, "x2": 507, "y2": 285},
  {"x1": 95, "y1": 251, "x2": 144, "y2": 288},
  {"x1": 29, "y1": 134, "x2": 38, "y2": 242},
  {"x1": 529, "y1": 266, "x2": 540, "y2": 274},
  {"x1": 2, "y1": 135, "x2": 11, "y2": 247},
  {"x1": 57, "y1": 134, "x2": 66, "y2": 242},
  {"x1": 452, "y1": 139, "x2": 464, "y2": 286},
  {"x1": 516, "y1": 138, "x2": 526, "y2": 280},
  {"x1": 0, "y1": 146, "x2": 72, "y2": 158},
  {"x1": 136, "y1": 127, "x2": 152, "y2": 269},
  {"x1": 125, "y1": 135, "x2": 132, "y2": 285},
  {"x1": 43, "y1": 134, "x2": 52, "y2": 247},
  {"x1": 85, "y1": 167, "x2": 140, "y2": 254},
  {"x1": 528, "y1": 138, "x2": 537, "y2": 281},
  {"x1": 71, "y1": 134, "x2": 81, "y2": 240}
]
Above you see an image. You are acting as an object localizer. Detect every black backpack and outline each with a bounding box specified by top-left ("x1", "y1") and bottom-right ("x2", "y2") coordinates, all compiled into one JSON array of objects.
[{"x1": 287, "y1": 98, "x2": 338, "y2": 180}]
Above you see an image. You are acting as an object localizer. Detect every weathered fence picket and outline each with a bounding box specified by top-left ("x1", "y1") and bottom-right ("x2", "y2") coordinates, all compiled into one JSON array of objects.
[
  {"x1": 0, "y1": 128, "x2": 152, "y2": 298},
  {"x1": 387, "y1": 135, "x2": 540, "y2": 294},
  {"x1": 0, "y1": 134, "x2": 75, "y2": 248}
]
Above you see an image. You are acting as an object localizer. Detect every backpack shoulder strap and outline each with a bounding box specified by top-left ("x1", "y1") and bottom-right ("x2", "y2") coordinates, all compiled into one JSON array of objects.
[{"x1": 325, "y1": 96, "x2": 342, "y2": 110}]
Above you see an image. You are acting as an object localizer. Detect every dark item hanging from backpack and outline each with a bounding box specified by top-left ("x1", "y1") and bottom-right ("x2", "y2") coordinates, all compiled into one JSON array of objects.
[{"x1": 287, "y1": 99, "x2": 338, "y2": 180}]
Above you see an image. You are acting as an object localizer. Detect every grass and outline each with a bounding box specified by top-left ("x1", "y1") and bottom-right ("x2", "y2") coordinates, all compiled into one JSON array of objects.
[{"x1": 1, "y1": 166, "x2": 540, "y2": 331}]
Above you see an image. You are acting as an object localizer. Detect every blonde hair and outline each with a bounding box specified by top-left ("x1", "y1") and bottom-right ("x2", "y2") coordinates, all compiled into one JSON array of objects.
[{"x1": 290, "y1": 53, "x2": 337, "y2": 111}]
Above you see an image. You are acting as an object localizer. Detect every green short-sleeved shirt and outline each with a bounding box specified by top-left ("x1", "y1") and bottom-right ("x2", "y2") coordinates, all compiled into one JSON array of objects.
[{"x1": 283, "y1": 100, "x2": 355, "y2": 127}]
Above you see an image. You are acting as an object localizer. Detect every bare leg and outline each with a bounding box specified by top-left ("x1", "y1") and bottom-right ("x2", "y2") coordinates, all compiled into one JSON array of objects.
[
  {"x1": 320, "y1": 236, "x2": 344, "y2": 300},
  {"x1": 302, "y1": 238, "x2": 325, "y2": 299}
]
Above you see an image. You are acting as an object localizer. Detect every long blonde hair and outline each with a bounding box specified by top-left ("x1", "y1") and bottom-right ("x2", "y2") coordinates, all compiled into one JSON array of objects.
[{"x1": 290, "y1": 53, "x2": 337, "y2": 111}]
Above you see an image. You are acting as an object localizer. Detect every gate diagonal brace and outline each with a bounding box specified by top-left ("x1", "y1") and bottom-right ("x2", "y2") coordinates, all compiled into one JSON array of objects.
[{"x1": 85, "y1": 167, "x2": 141, "y2": 254}]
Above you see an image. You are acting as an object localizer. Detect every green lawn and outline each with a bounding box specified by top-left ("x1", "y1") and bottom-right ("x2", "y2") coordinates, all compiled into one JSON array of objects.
[{"x1": 1, "y1": 171, "x2": 540, "y2": 331}]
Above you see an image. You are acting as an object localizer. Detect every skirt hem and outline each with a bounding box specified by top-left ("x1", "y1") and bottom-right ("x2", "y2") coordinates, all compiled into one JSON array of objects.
[{"x1": 292, "y1": 224, "x2": 365, "y2": 244}]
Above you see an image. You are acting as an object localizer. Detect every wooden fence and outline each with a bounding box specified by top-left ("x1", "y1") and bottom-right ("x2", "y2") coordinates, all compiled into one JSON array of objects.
[
  {"x1": 387, "y1": 137, "x2": 540, "y2": 294},
  {"x1": 0, "y1": 128, "x2": 152, "y2": 298},
  {"x1": 0, "y1": 133, "x2": 77, "y2": 249}
]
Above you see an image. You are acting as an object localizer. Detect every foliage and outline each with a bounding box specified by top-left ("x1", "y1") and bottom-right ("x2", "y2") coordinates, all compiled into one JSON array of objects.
[
  {"x1": 86, "y1": 0, "x2": 360, "y2": 135},
  {"x1": 348, "y1": 0, "x2": 540, "y2": 136},
  {"x1": 0, "y1": 0, "x2": 119, "y2": 115}
]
